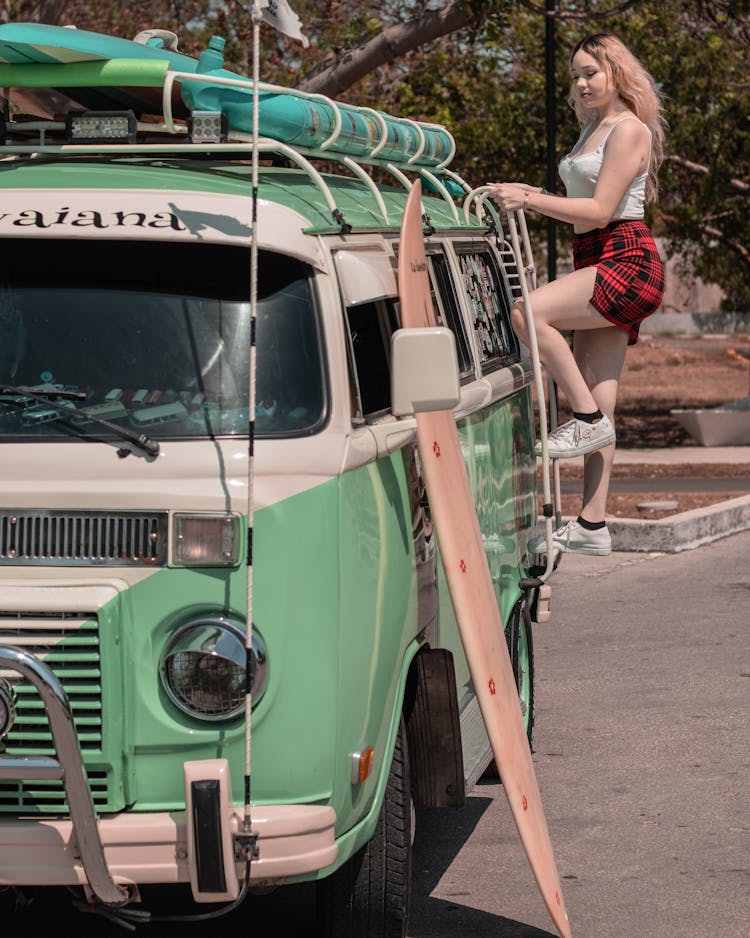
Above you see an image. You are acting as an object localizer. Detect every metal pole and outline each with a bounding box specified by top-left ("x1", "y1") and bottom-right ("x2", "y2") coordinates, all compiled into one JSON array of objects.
[
  {"x1": 545, "y1": 0, "x2": 562, "y2": 524},
  {"x1": 241, "y1": 0, "x2": 262, "y2": 853},
  {"x1": 545, "y1": 0, "x2": 557, "y2": 284}
]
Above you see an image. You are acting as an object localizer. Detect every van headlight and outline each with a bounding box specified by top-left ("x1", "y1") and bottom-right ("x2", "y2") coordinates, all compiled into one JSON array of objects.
[
  {"x1": 159, "y1": 616, "x2": 267, "y2": 721},
  {"x1": 0, "y1": 679, "x2": 16, "y2": 738}
]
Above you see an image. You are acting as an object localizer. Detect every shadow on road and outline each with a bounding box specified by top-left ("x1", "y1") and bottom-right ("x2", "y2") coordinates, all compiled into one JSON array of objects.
[
  {"x1": 409, "y1": 784, "x2": 557, "y2": 938},
  {"x1": 2, "y1": 882, "x2": 319, "y2": 937},
  {"x1": 410, "y1": 896, "x2": 557, "y2": 938}
]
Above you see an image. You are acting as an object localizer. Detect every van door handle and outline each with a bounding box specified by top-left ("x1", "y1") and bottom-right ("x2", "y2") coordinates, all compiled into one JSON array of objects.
[
  {"x1": 454, "y1": 382, "x2": 491, "y2": 419},
  {"x1": 368, "y1": 418, "x2": 417, "y2": 458}
]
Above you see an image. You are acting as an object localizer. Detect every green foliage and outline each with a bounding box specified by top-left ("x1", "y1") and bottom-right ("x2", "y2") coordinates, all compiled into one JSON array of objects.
[
  {"x1": 342, "y1": 0, "x2": 749, "y2": 309},
  {"x1": 597, "y1": 0, "x2": 750, "y2": 309},
  {"x1": 286, "y1": 0, "x2": 749, "y2": 308}
]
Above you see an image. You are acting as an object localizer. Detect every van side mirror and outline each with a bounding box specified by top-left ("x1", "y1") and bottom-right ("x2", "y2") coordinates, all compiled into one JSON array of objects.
[{"x1": 391, "y1": 327, "x2": 460, "y2": 416}]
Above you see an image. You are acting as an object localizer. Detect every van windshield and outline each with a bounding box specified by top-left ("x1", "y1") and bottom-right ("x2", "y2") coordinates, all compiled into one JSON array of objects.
[{"x1": 0, "y1": 239, "x2": 326, "y2": 441}]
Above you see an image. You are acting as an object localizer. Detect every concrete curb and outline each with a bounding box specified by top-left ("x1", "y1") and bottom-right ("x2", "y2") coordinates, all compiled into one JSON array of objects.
[{"x1": 608, "y1": 494, "x2": 750, "y2": 553}]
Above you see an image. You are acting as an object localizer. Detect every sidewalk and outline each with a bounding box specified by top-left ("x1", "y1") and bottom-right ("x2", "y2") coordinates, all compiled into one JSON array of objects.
[
  {"x1": 554, "y1": 445, "x2": 750, "y2": 553},
  {"x1": 610, "y1": 445, "x2": 750, "y2": 466}
]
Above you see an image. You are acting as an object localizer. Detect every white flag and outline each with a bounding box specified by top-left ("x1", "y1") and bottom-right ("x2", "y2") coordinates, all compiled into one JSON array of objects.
[{"x1": 255, "y1": 0, "x2": 310, "y2": 48}]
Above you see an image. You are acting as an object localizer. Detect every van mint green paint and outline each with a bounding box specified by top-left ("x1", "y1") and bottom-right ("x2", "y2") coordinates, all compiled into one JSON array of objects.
[
  {"x1": 333, "y1": 453, "x2": 421, "y2": 836},
  {"x1": 0, "y1": 143, "x2": 537, "y2": 874},
  {"x1": 52, "y1": 382, "x2": 532, "y2": 868},
  {"x1": 301, "y1": 633, "x2": 424, "y2": 880},
  {"x1": 64, "y1": 453, "x2": 419, "y2": 839},
  {"x1": 436, "y1": 393, "x2": 536, "y2": 693},
  {"x1": 3, "y1": 396, "x2": 534, "y2": 873},
  {"x1": 113, "y1": 478, "x2": 340, "y2": 812},
  {"x1": 0, "y1": 160, "x2": 484, "y2": 235}
]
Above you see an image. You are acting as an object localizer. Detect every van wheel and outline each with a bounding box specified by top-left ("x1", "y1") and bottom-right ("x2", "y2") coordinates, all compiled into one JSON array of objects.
[
  {"x1": 485, "y1": 599, "x2": 536, "y2": 779},
  {"x1": 506, "y1": 599, "x2": 535, "y2": 747},
  {"x1": 317, "y1": 719, "x2": 412, "y2": 938}
]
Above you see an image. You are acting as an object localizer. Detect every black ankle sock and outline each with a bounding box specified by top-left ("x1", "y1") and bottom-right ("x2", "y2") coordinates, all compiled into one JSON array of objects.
[
  {"x1": 573, "y1": 409, "x2": 604, "y2": 424},
  {"x1": 577, "y1": 516, "x2": 606, "y2": 530}
]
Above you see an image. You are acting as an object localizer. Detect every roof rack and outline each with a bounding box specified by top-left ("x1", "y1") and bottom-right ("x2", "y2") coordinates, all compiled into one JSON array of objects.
[{"x1": 0, "y1": 48, "x2": 493, "y2": 233}]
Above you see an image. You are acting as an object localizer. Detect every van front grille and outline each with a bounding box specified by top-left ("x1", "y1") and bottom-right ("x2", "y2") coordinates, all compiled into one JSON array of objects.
[
  {"x1": 0, "y1": 510, "x2": 167, "y2": 565},
  {"x1": 0, "y1": 610, "x2": 115, "y2": 812},
  {"x1": 0, "y1": 770, "x2": 110, "y2": 812}
]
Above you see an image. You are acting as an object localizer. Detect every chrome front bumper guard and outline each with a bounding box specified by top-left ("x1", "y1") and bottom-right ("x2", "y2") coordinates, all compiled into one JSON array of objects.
[
  {"x1": 0, "y1": 645, "x2": 338, "y2": 906},
  {"x1": 0, "y1": 644, "x2": 129, "y2": 906}
]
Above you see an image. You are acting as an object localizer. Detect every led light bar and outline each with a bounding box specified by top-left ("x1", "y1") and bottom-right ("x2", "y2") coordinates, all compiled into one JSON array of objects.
[
  {"x1": 65, "y1": 110, "x2": 137, "y2": 144},
  {"x1": 188, "y1": 110, "x2": 228, "y2": 145}
]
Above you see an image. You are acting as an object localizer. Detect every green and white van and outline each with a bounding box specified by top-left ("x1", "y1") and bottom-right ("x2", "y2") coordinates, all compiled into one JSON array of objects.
[{"x1": 0, "y1": 26, "x2": 553, "y2": 936}]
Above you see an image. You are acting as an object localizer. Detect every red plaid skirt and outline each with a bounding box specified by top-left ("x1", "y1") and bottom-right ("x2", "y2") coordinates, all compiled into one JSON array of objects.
[{"x1": 574, "y1": 220, "x2": 665, "y2": 345}]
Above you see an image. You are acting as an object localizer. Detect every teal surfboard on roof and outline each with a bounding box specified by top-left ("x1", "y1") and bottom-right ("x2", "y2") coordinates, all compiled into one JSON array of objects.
[{"x1": 0, "y1": 21, "x2": 454, "y2": 168}]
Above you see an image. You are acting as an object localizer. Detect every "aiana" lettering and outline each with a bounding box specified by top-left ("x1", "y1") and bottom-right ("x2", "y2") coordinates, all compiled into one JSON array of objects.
[{"x1": 0, "y1": 208, "x2": 187, "y2": 230}]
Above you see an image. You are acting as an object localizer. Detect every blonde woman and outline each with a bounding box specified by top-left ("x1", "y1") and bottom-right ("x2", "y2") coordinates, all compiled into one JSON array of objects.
[{"x1": 489, "y1": 33, "x2": 666, "y2": 556}]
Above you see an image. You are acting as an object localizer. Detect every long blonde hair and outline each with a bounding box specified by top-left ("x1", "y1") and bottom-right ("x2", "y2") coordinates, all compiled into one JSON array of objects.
[{"x1": 568, "y1": 33, "x2": 666, "y2": 203}]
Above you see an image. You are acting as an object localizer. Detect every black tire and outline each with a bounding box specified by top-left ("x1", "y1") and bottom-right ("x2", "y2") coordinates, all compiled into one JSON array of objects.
[
  {"x1": 485, "y1": 599, "x2": 536, "y2": 779},
  {"x1": 510, "y1": 600, "x2": 535, "y2": 748},
  {"x1": 317, "y1": 718, "x2": 412, "y2": 938}
]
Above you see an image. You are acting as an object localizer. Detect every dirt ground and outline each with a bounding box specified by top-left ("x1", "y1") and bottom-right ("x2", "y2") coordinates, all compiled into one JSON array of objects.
[{"x1": 545, "y1": 333, "x2": 750, "y2": 519}]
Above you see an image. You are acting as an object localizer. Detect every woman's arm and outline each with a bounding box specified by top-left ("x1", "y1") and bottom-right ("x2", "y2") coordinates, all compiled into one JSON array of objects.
[{"x1": 487, "y1": 120, "x2": 651, "y2": 229}]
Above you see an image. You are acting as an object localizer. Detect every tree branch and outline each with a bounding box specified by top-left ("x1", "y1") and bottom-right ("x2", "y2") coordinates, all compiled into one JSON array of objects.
[
  {"x1": 32, "y1": 0, "x2": 68, "y2": 24},
  {"x1": 297, "y1": 1, "x2": 472, "y2": 96},
  {"x1": 704, "y1": 224, "x2": 750, "y2": 263},
  {"x1": 516, "y1": 0, "x2": 642, "y2": 20},
  {"x1": 666, "y1": 154, "x2": 749, "y2": 194}
]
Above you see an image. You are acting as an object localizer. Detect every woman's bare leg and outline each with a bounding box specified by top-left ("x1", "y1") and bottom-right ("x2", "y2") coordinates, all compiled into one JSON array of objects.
[
  {"x1": 510, "y1": 265, "x2": 616, "y2": 414},
  {"x1": 573, "y1": 328, "x2": 629, "y2": 522},
  {"x1": 510, "y1": 265, "x2": 630, "y2": 524}
]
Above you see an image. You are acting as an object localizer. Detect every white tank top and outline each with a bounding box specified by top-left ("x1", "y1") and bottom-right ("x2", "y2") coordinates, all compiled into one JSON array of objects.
[{"x1": 558, "y1": 115, "x2": 650, "y2": 221}]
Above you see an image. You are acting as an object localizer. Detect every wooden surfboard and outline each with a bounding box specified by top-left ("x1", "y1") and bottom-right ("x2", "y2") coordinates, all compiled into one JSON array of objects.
[{"x1": 397, "y1": 180, "x2": 571, "y2": 938}]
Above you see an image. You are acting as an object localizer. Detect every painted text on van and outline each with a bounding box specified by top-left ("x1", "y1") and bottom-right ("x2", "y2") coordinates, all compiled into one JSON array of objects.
[{"x1": 0, "y1": 208, "x2": 187, "y2": 230}]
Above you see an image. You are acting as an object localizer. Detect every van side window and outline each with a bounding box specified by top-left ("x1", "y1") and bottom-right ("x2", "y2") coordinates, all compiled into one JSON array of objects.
[
  {"x1": 456, "y1": 248, "x2": 518, "y2": 372},
  {"x1": 426, "y1": 252, "x2": 474, "y2": 379},
  {"x1": 346, "y1": 297, "x2": 399, "y2": 419}
]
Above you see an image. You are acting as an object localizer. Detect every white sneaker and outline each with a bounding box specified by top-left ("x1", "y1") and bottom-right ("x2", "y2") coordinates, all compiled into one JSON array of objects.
[
  {"x1": 528, "y1": 519, "x2": 612, "y2": 556},
  {"x1": 536, "y1": 415, "x2": 616, "y2": 459}
]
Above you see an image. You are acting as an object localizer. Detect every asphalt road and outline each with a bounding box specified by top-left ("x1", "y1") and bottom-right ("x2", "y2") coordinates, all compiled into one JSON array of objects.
[
  {"x1": 4, "y1": 531, "x2": 749, "y2": 937},
  {"x1": 409, "y1": 529, "x2": 749, "y2": 938}
]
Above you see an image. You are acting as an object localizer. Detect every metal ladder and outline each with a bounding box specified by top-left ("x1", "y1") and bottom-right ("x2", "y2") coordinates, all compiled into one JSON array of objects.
[{"x1": 464, "y1": 187, "x2": 562, "y2": 581}]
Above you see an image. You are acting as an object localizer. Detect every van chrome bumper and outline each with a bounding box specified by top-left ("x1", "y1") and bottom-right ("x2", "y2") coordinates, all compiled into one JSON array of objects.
[
  {"x1": 0, "y1": 646, "x2": 337, "y2": 903},
  {"x1": 0, "y1": 644, "x2": 129, "y2": 906}
]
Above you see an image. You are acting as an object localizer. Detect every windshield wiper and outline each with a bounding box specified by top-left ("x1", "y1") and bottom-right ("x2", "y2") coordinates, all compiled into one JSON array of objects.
[
  {"x1": 0, "y1": 385, "x2": 160, "y2": 459},
  {"x1": 0, "y1": 384, "x2": 87, "y2": 401}
]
